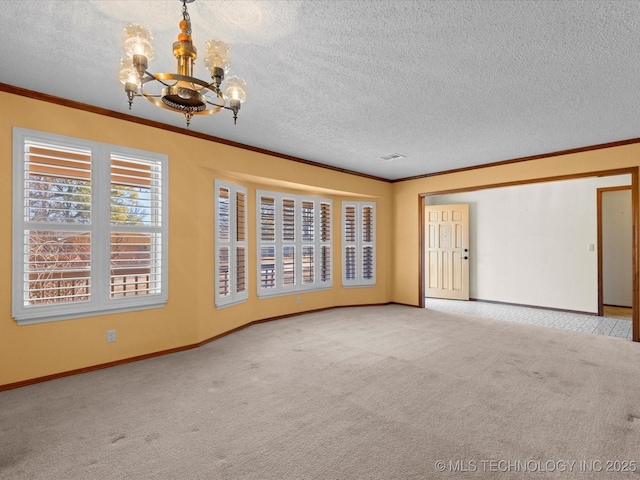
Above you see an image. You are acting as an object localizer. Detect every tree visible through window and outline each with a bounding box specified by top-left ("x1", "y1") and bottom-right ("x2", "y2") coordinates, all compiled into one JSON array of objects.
[
  {"x1": 12, "y1": 128, "x2": 168, "y2": 325},
  {"x1": 23, "y1": 144, "x2": 93, "y2": 305}
]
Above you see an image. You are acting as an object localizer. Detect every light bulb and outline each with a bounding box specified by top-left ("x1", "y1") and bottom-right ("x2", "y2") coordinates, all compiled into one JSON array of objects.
[
  {"x1": 224, "y1": 76, "x2": 247, "y2": 103},
  {"x1": 118, "y1": 59, "x2": 140, "y2": 87},
  {"x1": 118, "y1": 66, "x2": 140, "y2": 87},
  {"x1": 123, "y1": 24, "x2": 155, "y2": 61},
  {"x1": 123, "y1": 37, "x2": 154, "y2": 60}
]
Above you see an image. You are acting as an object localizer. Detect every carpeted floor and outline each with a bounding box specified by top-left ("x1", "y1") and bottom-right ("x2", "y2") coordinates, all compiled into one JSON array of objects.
[{"x1": 1, "y1": 305, "x2": 640, "y2": 479}]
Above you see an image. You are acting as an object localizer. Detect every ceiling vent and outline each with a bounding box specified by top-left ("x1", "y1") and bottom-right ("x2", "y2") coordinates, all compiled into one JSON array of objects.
[{"x1": 379, "y1": 153, "x2": 406, "y2": 162}]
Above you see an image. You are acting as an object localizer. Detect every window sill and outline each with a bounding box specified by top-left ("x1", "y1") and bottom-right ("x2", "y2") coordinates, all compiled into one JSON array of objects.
[{"x1": 14, "y1": 299, "x2": 168, "y2": 326}]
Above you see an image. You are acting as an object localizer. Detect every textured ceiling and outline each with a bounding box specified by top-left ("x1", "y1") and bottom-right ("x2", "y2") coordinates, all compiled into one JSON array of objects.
[{"x1": 1, "y1": 1, "x2": 640, "y2": 180}]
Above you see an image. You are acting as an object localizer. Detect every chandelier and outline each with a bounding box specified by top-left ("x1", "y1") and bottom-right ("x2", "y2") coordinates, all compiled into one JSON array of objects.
[{"x1": 118, "y1": 0, "x2": 247, "y2": 129}]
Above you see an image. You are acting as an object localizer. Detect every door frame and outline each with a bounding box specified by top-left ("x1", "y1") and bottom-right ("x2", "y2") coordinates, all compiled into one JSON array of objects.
[
  {"x1": 597, "y1": 185, "x2": 633, "y2": 316},
  {"x1": 418, "y1": 167, "x2": 639, "y2": 342}
]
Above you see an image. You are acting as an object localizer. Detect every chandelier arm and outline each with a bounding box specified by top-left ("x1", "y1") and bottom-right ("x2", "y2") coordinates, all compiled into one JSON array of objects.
[
  {"x1": 144, "y1": 73, "x2": 224, "y2": 98},
  {"x1": 142, "y1": 72, "x2": 176, "y2": 89},
  {"x1": 204, "y1": 98, "x2": 226, "y2": 108},
  {"x1": 146, "y1": 72, "x2": 217, "y2": 89},
  {"x1": 198, "y1": 80, "x2": 221, "y2": 93}
]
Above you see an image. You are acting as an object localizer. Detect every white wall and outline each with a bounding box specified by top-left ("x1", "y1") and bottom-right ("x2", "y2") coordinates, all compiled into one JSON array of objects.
[
  {"x1": 602, "y1": 189, "x2": 632, "y2": 307},
  {"x1": 428, "y1": 174, "x2": 630, "y2": 313}
]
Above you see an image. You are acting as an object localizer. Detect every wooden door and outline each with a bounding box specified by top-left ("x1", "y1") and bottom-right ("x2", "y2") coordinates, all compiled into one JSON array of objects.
[{"x1": 424, "y1": 204, "x2": 469, "y2": 300}]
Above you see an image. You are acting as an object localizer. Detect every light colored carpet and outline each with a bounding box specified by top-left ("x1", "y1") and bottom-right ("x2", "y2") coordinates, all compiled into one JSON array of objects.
[{"x1": 2, "y1": 305, "x2": 640, "y2": 479}]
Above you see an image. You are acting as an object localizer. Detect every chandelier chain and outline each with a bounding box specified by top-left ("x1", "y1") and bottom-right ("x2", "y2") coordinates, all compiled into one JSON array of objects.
[{"x1": 182, "y1": 1, "x2": 192, "y2": 35}]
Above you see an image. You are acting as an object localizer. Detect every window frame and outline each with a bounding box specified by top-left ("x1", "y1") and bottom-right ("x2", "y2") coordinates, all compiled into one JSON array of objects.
[
  {"x1": 12, "y1": 127, "x2": 169, "y2": 325},
  {"x1": 257, "y1": 190, "x2": 333, "y2": 298},
  {"x1": 214, "y1": 180, "x2": 248, "y2": 308},
  {"x1": 342, "y1": 201, "x2": 376, "y2": 287}
]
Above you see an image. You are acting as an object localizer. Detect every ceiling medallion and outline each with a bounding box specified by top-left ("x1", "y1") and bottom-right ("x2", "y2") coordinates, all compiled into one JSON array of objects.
[{"x1": 118, "y1": 0, "x2": 247, "y2": 128}]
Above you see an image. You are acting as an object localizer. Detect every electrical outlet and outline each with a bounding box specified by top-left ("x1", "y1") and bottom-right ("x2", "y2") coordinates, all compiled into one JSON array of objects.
[
  {"x1": 107, "y1": 330, "x2": 116, "y2": 343},
  {"x1": 296, "y1": 297, "x2": 301, "y2": 305}
]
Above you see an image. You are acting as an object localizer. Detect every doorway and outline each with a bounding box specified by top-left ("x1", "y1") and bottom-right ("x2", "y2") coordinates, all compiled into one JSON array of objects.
[
  {"x1": 598, "y1": 187, "x2": 632, "y2": 318},
  {"x1": 419, "y1": 168, "x2": 639, "y2": 342}
]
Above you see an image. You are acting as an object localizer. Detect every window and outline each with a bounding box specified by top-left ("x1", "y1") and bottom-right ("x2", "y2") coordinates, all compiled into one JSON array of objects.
[
  {"x1": 257, "y1": 191, "x2": 332, "y2": 297},
  {"x1": 214, "y1": 180, "x2": 247, "y2": 307},
  {"x1": 12, "y1": 128, "x2": 168, "y2": 325},
  {"x1": 342, "y1": 201, "x2": 376, "y2": 287}
]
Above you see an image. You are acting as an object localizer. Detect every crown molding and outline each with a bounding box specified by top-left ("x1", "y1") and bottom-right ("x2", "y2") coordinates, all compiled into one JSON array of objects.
[{"x1": 0, "y1": 83, "x2": 390, "y2": 183}]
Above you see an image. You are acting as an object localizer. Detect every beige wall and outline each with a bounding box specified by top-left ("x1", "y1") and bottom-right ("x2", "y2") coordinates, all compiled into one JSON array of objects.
[{"x1": 0, "y1": 91, "x2": 393, "y2": 387}]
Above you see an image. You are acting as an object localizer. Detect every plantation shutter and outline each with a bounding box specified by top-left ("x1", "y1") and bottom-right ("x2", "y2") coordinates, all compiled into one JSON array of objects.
[
  {"x1": 13, "y1": 128, "x2": 168, "y2": 325},
  {"x1": 319, "y1": 202, "x2": 331, "y2": 283},
  {"x1": 260, "y1": 196, "x2": 275, "y2": 241},
  {"x1": 217, "y1": 187, "x2": 231, "y2": 298},
  {"x1": 260, "y1": 195, "x2": 276, "y2": 290},
  {"x1": 282, "y1": 198, "x2": 296, "y2": 286},
  {"x1": 301, "y1": 201, "x2": 314, "y2": 284},
  {"x1": 110, "y1": 155, "x2": 163, "y2": 298},
  {"x1": 362, "y1": 205, "x2": 374, "y2": 281},
  {"x1": 236, "y1": 190, "x2": 246, "y2": 295},
  {"x1": 302, "y1": 201, "x2": 314, "y2": 242},
  {"x1": 282, "y1": 198, "x2": 295, "y2": 242},
  {"x1": 342, "y1": 202, "x2": 376, "y2": 286},
  {"x1": 214, "y1": 180, "x2": 247, "y2": 307},
  {"x1": 344, "y1": 205, "x2": 357, "y2": 281},
  {"x1": 257, "y1": 191, "x2": 332, "y2": 298},
  {"x1": 302, "y1": 245, "x2": 314, "y2": 284},
  {"x1": 22, "y1": 141, "x2": 93, "y2": 306}
]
